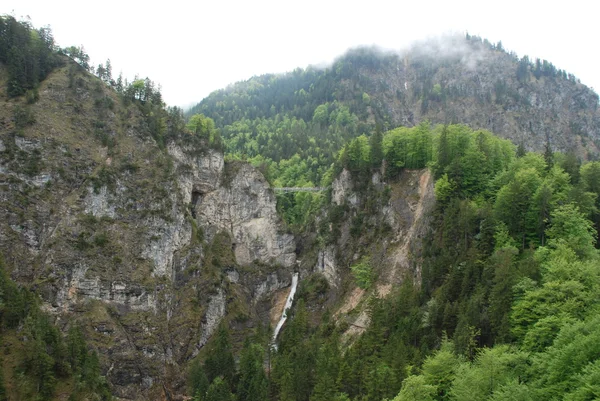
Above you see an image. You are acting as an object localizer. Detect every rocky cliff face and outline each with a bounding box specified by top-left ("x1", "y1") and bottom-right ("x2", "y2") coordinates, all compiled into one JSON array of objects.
[
  {"x1": 0, "y1": 62, "x2": 296, "y2": 400},
  {"x1": 196, "y1": 162, "x2": 296, "y2": 268},
  {"x1": 0, "y1": 52, "x2": 443, "y2": 401},
  {"x1": 308, "y1": 168, "x2": 435, "y2": 337},
  {"x1": 361, "y1": 36, "x2": 600, "y2": 156}
]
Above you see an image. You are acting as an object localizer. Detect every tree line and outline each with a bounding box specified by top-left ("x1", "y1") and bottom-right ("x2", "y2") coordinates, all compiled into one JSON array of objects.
[{"x1": 188, "y1": 124, "x2": 600, "y2": 401}]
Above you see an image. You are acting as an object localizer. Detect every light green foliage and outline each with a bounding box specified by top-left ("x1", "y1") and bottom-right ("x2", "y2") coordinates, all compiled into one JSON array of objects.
[
  {"x1": 494, "y1": 167, "x2": 542, "y2": 247},
  {"x1": 488, "y1": 381, "x2": 533, "y2": 401},
  {"x1": 532, "y1": 315, "x2": 600, "y2": 399},
  {"x1": 580, "y1": 161, "x2": 600, "y2": 194},
  {"x1": 421, "y1": 340, "x2": 460, "y2": 400},
  {"x1": 434, "y1": 174, "x2": 455, "y2": 205},
  {"x1": 383, "y1": 122, "x2": 433, "y2": 176},
  {"x1": 187, "y1": 114, "x2": 218, "y2": 141},
  {"x1": 312, "y1": 103, "x2": 329, "y2": 125},
  {"x1": 392, "y1": 375, "x2": 436, "y2": 401},
  {"x1": 546, "y1": 203, "x2": 597, "y2": 258},
  {"x1": 350, "y1": 258, "x2": 373, "y2": 290},
  {"x1": 130, "y1": 79, "x2": 146, "y2": 100},
  {"x1": 493, "y1": 222, "x2": 517, "y2": 251},
  {"x1": 567, "y1": 359, "x2": 600, "y2": 401},
  {"x1": 521, "y1": 315, "x2": 574, "y2": 352},
  {"x1": 450, "y1": 346, "x2": 528, "y2": 401},
  {"x1": 362, "y1": 92, "x2": 371, "y2": 105}
]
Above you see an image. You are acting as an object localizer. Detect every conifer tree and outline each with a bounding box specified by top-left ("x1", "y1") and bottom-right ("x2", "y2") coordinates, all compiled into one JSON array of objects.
[
  {"x1": 205, "y1": 377, "x2": 233, "y2": 401},
  {"x1": 205, "y1": 323, "x2": 236, "y2": 387},
  {"x1": 237, "y1": 340, "x2": 268, "y2": 401},
  {"x1": 0, "y1": 357, "x2": 6, "y2": 401}
]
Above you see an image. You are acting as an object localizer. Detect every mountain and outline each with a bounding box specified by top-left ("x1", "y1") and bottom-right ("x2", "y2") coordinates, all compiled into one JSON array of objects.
[
  {"x1": 0, "y1": 16, "x2": 299, "y2": 399},
  {"x1": 190, "y1": 35, "x2": 600, "y2": 175},
  {"x1": 2, "y1": 17, "x2": 600, "y2": 401}
]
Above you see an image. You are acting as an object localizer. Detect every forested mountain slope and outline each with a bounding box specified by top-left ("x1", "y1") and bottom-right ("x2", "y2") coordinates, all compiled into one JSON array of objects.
[
  {"x1": 0, "y1": 15, "x2": 297, "y2": 400},
  {"x1": 189, "y1": 35, "x2": 599, "y2": 187},
  {"x1": 2, "y1": 15, "x2": 600, "y2": 401}
]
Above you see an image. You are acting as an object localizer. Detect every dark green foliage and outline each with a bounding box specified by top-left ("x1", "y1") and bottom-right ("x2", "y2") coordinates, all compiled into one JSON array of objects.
[
  {"x1": 369, "y1": 126, "x2": 384, "y2": 168},
  {"x1": 204, "y1": 377, "x2": 234, "y2": 401},
  {"x1": 0, "y1": 256, "x2": 29, "y2": 328},
  {"x1": 0, "y1": 357, "x2": 6, "y2": 401},
  {"x1": 236, "y1": 341, "x2": 268, "y2": 401},
  {"x1": 0, "y1": 16, "x2": 61, "y2": 97},
  {"x1": 189, "y1": 358, "x2": 210, "y2": 399},
  {"x1": 204, "y1": 324, "x2": 236, "y2": 386},
  {"x1": 0, "y1": 256, "x2": 110, "y2": 400}
]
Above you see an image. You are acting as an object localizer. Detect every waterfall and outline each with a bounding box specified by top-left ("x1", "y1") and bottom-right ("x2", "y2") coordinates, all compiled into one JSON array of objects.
[{"x1": 272, "y1": 272, "x2": 299, "y2": 348}]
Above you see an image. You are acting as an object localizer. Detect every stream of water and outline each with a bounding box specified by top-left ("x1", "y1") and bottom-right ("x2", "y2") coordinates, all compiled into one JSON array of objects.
[{"x1": 271, "y1": 272, "x2": 299, "y2": 348}]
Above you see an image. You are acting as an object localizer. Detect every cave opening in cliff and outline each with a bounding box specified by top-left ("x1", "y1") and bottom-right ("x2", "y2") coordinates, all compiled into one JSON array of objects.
[{"x1": 191, "y1": 190, "x2": 203, "y2": 219}]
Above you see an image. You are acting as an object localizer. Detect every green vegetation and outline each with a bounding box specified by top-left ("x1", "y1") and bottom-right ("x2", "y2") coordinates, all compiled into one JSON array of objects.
[
  {"x1": 3, "y1": 15, "x2": 600, "y2": 401},
  {"x1": 0, "y1": 15, "x2": 61, "y2": 97},
  {"x1": 186, "y1": 126, "x2": 600, "y2": 401},
  {"x1": 187, "y1": 35, "x2": 596, "y2": 230},
  {"x1": 0, "y1": 255, "x2": 111, "y2": 400},
  {"x1": 350, "y1": 258, "x2": 373, "y2": 290}
]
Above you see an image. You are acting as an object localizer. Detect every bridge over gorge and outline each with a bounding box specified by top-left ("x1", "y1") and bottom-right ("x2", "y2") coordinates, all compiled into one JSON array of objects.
[{"x1": 273, "y1": 187, "x2": 328, "y2": 193}]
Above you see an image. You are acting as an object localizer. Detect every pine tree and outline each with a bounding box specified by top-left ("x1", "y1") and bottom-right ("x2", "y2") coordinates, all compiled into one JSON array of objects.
[
  {"x1": 0, "y1": 356, "x2": 7, "y2": 401},
  {"x1": 516, "y1": 141, "x2": 526, "y2": 158},
  {"x1": 369, "y1": 127, "x2": 383, "y2": 169},
  {"x1": 205, "y1": 377, "x2": 233, "y2": 401},
  {"x1": 237, "y1": 341, "x2": 268, "y2": 401},
  {"x1": 544, "y1": 135, "x2": 553, "y2": 170},
  {"x1": 205, "y1": 323, "x2": 235, "y2": 387},
  {"x1": 189, "y1": 358, "x2": 210, "y2": 399}
]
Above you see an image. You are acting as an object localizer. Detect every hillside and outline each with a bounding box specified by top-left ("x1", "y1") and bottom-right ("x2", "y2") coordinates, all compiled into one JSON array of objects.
[
  {"x1": 2, "y1": 16, "x2": 600, "y2": 401},
  {"x1": 0, "y1": 16, "x2": 298, "y2": 400},
  {"x1": 189, "y1": 35, "x2": 600, "y2": 183}
]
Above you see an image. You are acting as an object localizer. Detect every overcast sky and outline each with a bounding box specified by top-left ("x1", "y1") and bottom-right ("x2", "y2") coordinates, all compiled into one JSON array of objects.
[{"x1": 3, "y1": 0, "x2": 598, "y2": 109}]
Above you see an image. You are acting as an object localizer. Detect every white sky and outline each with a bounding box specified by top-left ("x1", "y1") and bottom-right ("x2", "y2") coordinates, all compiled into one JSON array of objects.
[{"x1": 3, "y1": 0, "x2": 598, "y2": 109}]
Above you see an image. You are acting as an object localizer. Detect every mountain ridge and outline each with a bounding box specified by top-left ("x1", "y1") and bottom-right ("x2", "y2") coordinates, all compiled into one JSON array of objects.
[{"x1": 190, "y1": 34, "x2": 599, "y2": 163}]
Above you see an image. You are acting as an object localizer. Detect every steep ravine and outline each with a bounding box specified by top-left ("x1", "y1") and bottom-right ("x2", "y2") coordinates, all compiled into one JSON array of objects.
[
  {"x1": 0, "y1": 62, "x2": 300, "y2": 400},
  {"x1": 321, "y1": 168, "x2": 435, "y2": 339},
  {"x1": 0, "y1": 59, "x2": 439, "y2": 400}
]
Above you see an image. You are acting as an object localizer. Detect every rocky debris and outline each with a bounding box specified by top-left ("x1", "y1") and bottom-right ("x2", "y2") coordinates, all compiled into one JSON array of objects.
[{"x1": 84, "y1": 186, "x2": 117, "y2": 218}]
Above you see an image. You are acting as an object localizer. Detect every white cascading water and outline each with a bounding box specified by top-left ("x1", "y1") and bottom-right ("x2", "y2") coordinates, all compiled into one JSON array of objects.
[{"x1": 271, "y1": 272, "x2": 299, "y2": 349}]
